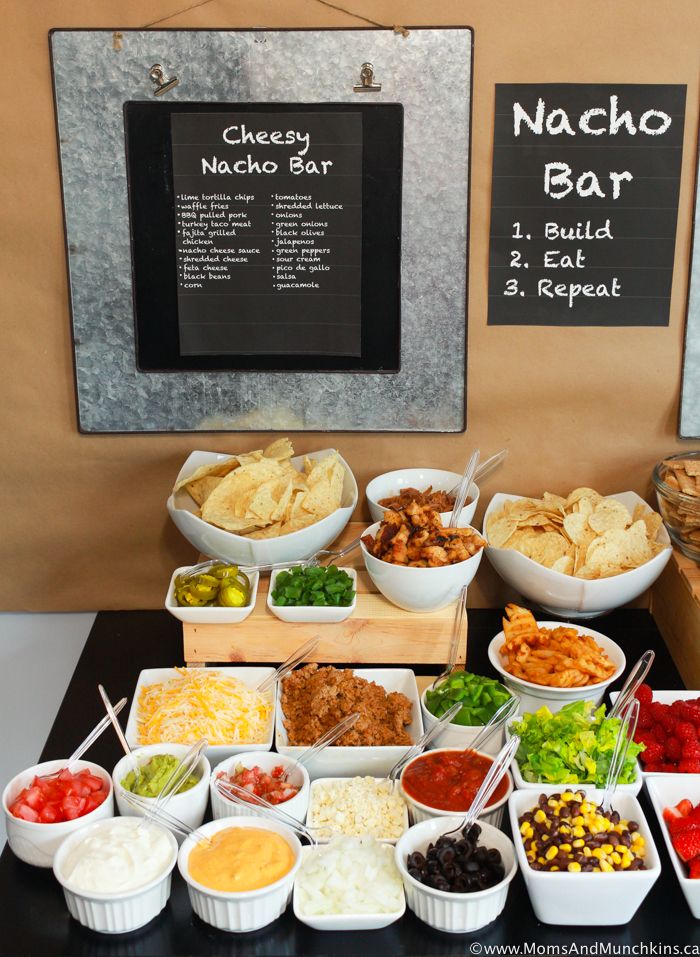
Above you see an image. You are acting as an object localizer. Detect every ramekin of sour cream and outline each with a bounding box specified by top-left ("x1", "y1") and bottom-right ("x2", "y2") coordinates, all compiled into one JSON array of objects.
[{"x1": 53, "y1": 817, "x2": 178, "y2": 934}]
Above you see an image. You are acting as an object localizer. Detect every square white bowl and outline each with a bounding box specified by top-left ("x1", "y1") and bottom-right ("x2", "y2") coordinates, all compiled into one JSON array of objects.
[
  {"x1": 609, "y1": 689, "x2": 700, "y2": 778},
  {"x1": 482, "y1": 491, "x2": 671, "y2": 619},
  {"x1": 646, "y1": 775, "x2": 700, "y2": 918},
  {"x1": 164, "y1": 566, "x2": 259, "y2": 624},
  {"x1": 506, "y1": 712, "x2": 643, "y2": 795},
  {"x1": 488, "y1": 623, "x2": 625, "y2": 714},
  {"x1": 306, "y1": 777, "x2": 409, "y2": 844},
  {"x1": 166, "y1": 448, "x2": 358, "y2": 567},
  {"x1": 293, "y1": 844, "x2": 406, "y2": 931},
  {"x1": 125, "y1": 667, "x2": 276, "y2": 764},
  {"x1": 275, "y1": 668, "x2": 423, "y2": 780},
  {"x1": 508, "y1": 786, "x2": 661, "y2": 925},
  {"x1": 266, "y1": 567, "x2": 357, "y2": 623}
]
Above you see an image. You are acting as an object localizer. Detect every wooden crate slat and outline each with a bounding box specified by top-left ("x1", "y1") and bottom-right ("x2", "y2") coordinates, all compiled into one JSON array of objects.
[{"x1": 185, "y1": 522, "x2": 469, "y2": 665}]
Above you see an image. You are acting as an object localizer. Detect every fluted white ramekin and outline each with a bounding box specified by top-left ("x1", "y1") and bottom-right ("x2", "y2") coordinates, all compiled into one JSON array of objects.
[
  {"x1": 395, "y1": 817, "x2": 517, "y2": 933},
  {"x1": 53, "y1": 817, "x2": 178, "y2": 934},
  {"x1": 3, "y1": 759, "x2": 114, "y2": 868},
  {"x1": 210, "y1": 752, "x2": 309, "y2": 823},
  {"x1": 400, "y1": 748, "x2": 513, "y2": 829},
  {"x1": 178, "y1": 816, "x2": 302, "y2": 932}
]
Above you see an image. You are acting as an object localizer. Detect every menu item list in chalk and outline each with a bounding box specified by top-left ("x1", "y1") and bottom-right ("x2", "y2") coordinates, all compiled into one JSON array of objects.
[
  {"x1": 487, "y1": 83, "x2": 686, "y2": 326},
  {"x1": 170, "y1": 111, "x2": 363, "y2": 357}
]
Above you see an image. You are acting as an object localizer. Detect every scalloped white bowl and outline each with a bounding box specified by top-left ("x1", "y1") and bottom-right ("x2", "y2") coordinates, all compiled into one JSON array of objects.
[
  {"x1": 167, "y1": 448, "x2": 358, "y2": 566},
  {"x1": 482, "y1": 491, "x2": 671, "y2": 619}
]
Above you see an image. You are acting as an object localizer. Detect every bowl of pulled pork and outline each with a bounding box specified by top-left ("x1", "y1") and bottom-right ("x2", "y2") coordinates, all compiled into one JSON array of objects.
[{"x1": 360, "y1": 504, "x2": 486, "y2": 612}]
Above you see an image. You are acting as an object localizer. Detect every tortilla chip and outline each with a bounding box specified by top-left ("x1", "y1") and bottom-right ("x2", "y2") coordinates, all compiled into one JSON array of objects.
[
  {"x1": 173, "y1": 456, "x2": 238, "y2": 493},
  {"x1": 185, "y1": 475, "x2": 223, "y2": 507}
]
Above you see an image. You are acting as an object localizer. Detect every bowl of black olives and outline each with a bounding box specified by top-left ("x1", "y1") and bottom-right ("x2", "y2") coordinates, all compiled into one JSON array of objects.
[{"x1": 394, "y1": 818, "x2": 517, "y2": 933}]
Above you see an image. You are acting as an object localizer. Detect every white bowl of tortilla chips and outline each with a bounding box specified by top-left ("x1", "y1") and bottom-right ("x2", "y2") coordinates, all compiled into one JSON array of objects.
[
  {"x1": 482, "y1": 489, "x2": 671, "y2": 619},
  {"x1": 167, "y1": 440, "x2": 358, "y2": 566}
]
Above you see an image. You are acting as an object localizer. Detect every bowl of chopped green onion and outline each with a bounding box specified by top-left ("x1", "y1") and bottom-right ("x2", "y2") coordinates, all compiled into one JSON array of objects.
[
  {"x1": 420, "y1": 672, "x2": 513, "y2": 754},
  {"x1": 267, "y1": 566, "x2": 357, "y2": 623}
]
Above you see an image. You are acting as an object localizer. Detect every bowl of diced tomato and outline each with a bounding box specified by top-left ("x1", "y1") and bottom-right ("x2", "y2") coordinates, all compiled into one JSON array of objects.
[
  {"x1": 3, "y1": 759, "x2": 113, "y2": 867},
  {"x1": 210, "y1": 751, "x2": 310, "y2": 823}
]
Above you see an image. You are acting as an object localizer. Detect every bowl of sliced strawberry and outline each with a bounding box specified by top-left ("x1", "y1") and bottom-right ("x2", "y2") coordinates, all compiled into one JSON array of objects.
[
  {"x1": 2, "y1": 759, "x2": 113, "y2": 868},
  {"x1": 610, "y1": 685, "x2": 700, "y2": 775},
  {"x1": 646, "y1": 778, "x2": 700, "y2": 918}
]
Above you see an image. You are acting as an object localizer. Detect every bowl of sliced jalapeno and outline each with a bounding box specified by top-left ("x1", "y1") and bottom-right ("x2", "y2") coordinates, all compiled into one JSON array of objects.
[{"x1": 164, "y1": 563, "x2": 259, "y2": 623}]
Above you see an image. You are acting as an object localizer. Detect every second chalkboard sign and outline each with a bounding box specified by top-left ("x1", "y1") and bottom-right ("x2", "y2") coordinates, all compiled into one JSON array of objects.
[{"x1": 488, "y1": 83, "x2": 686, "y2": 326}]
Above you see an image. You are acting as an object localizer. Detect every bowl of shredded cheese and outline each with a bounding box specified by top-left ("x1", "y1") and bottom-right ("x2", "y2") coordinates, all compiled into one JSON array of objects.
[
  {"x1": 306, "y1": 777, "x2": 408, "y2": 844},
  {"x1": 125, "y1": 667, "x2": 276, "y2": 763}
]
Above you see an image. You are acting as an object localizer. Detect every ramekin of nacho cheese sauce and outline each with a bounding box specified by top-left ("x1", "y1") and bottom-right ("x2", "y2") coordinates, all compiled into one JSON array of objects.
[
  {"x1": 52, "y1": 817, "x2": 178, "y2": 934},
  {"x1": 178, "y1": 816, "x2": 303, "y2": 933}
]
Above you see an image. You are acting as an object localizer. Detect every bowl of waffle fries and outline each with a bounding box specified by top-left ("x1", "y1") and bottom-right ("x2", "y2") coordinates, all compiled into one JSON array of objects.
[
  {"x1": 483, "y1": 489, "x2": 671, "y2": 619},
  {"x1": 360, "y1": 504, "x2": 486, "y2": 612},
  {"x1": 487, "y1": 604, "x2": 625, "y2": 713}
]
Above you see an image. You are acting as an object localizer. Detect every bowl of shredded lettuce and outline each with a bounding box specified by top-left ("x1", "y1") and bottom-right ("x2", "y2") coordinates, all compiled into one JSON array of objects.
[{"x1": 508, "y1": 701, "x2": 643, "y2": 793}]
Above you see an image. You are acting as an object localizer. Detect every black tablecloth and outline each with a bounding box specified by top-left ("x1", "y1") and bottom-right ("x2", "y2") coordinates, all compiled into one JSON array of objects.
[{"x1": 2, "y1": 609, "x2": 700, "y2": 956}]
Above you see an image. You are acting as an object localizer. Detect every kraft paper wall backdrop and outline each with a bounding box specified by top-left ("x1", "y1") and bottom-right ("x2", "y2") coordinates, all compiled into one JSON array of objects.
[{"x1": 680, "y1": 123, "x2": 700, "y2": 437}]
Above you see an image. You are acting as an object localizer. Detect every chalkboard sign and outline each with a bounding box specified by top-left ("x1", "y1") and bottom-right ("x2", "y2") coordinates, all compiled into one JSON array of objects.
[
  {"x1": 488, "y1": 83, "x2": 686, "y2": 326},
  {"x1": 124, "y1": 102, "x2": 403, "y2": 373},
  {"x1": 171, "y1": 112, "x2": 363, "y2": 358}
]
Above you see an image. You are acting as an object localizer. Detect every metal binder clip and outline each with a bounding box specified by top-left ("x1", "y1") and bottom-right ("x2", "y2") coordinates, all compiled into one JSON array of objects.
[
  {"x1": 353, "y1": 62, "x2": 381, "y2": 93},
  {"x1": 149, "y1": 63, "x2": 179, "y2": 97}
]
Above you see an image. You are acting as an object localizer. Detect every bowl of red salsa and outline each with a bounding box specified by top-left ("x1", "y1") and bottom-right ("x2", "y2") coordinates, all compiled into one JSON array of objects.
[{"x1": 400, "y1": 748, "x2": 513, "y2": 828}]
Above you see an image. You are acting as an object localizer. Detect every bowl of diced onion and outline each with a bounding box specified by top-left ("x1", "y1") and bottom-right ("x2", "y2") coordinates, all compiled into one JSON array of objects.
[{"x1": 292, "y1": 836, "x2": 406, "y2": 931}]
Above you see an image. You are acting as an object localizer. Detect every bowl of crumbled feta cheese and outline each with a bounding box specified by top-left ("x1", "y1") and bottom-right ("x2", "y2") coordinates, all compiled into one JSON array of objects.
[{"x1": 306, "y1": 776, "x2": 409, "y2": 844}]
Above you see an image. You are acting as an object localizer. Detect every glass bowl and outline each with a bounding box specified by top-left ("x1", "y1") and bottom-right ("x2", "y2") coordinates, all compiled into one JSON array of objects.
[{"x1": 652, "y1": 452, "x2": 700, "y2": 562}]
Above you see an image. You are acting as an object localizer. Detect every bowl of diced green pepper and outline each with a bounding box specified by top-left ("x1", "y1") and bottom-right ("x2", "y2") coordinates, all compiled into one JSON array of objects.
[
  {"x1": 420, "y1": 671, "x2": 513, "y2": 755},
  {"x1": 267, "y1": 566, "x2": 357, "y2": 623}
]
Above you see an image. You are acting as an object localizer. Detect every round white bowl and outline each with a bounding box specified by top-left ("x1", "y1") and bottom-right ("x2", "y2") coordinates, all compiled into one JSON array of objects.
[
  {"x1": 395, "y1": 817, "x2": 517, "y2": 933},
  {"x1": 360, "y1": 522, "x2": 484, "y2": 613},
  {"x1": 178, "y1": 815, "x2": 302, "y2": 932},
  {"x1": 293, "y1": 843, "x2": 406, "y2": 931},
  {"x1": 420, "y1": 684, "x2": 509, "y2": 755},
  {"x1": 53, "y1": 816, "x2": 178, "y2": 934},
  {"x1": 508, "y1": 787, "x2": 661, "y2": 925},
  {"x1": 3, "y1": 759, "x2": 114, "y2": 868},
  {"x1": 482, "y1": 491, "x2": 672, "y2": 619},
  {"x1": 164, "y1": 566, "x2": 259, "y2": 625},
  {"x1": 366, "y1": 468, "x2": 479, "y2": 527},
  {"x1": 267, "y1": 567, "x2": 357, "y2": 623},
  {"x1": 488, "y1": 623, "x2": 625, "y2": 714},
  {"x1": 400, "y1": 748, "x2": 513, "y2": 829},
  {"x1": 210, "y1": 751, "x2": 310, "y2": 823},
  {"x1": 112, "y1": 744, "x2": 211, "y2": 840},
  {"x1": 167, "y1": 448, "x2": 358, "y2": 567}
]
